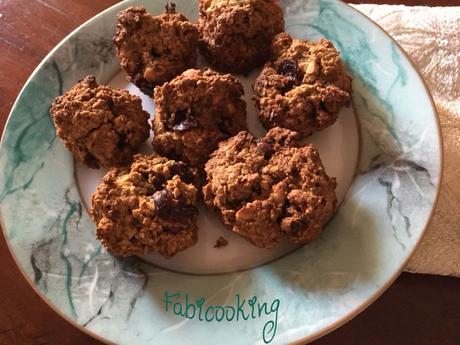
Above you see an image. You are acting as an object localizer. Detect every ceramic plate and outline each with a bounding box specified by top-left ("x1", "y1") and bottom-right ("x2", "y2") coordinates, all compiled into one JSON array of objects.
[{"x1": 0, "y1": 0, "x2": 442, "y2": 344}]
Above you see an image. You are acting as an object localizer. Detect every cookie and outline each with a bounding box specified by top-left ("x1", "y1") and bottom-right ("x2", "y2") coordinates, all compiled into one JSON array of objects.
[
  {"x1": 114, "y1": 4, "x2": 198, "y2": 95},
  {"x1": 197, "y1": 0, "x2": 284, "y2": 74},
  {"x1": 91, "y1": 154, "x2": 200, "y2": 258},
  {"x1": 253, "y1": 32, "x2": 352, "y2": 136},
  {"x1": 152, "y1": 68, "x2": 247, "y2": 169},
  {"x1": 203, "y1": 127, "x2": 337, "y2": 248},
  {"x1": 50, "y1": 75, "x2": 150, "y2": 169}
]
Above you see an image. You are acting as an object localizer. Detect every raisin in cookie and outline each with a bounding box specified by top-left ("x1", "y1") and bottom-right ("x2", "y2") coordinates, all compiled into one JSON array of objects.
[
  {"x1": 114, "y1": 4, "x2": 198, "y2": 95},
  {"x1": 50, "y1": 76, "x2": 150, "y2": 169},
  {"x1": 197, "y1": 0, "x2": 284, "y2": 74},
  {"x1": 152, "y1": 68, "x2": 247, "y2": 169},
  {"x1": 91, "y1": 154, "x2": 199, "y2": 257},
  {"x1": 203, "y1": 127, "x2": 337, "y2": 248},
  {"x1": 253, "y1": 32, "x2": 352, "y2": 136}
]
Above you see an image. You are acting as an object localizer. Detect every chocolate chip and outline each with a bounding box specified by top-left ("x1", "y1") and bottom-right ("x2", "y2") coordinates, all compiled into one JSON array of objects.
[
  {"x1": 277, "y1": 59, "x2": 302, "y2": 79},
  {"x1": 153, "y1": 189, "x2": 197, "y2": 224},
  {"x1": 152, "y1": 190, "x2": 174, "y2": 217},
  {"x1": 277, "y1": 59, "x2": 304, "y2": 92}
]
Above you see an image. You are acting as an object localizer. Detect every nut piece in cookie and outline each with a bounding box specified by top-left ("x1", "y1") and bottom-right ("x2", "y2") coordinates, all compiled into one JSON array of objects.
[
  {"x1": 114, "y1": 5, "x2": 198, "y2": 95},
  {"x1": 50, "y1": 75, "x2": 150, "y2": 169},
  {"x1": 91, "y1": 154, "x2": 200, "y2": 258},
  {"x1": 198, "y1": 0, "x2": 284, "y2": 74},
  {"x1": 203, "y1": 127, "x2": 337, "y2": 248},
  {"x1": 253, "y1": 32, "x2": 352, "y2": 136},
  {"x1": 152, "y1": 68, "x2": 247, "y2": 169}
]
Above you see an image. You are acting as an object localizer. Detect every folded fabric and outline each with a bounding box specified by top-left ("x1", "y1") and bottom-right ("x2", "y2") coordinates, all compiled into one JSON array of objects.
[{"x1": 352, "y1": 4, "x2": 460, "y2": 277}]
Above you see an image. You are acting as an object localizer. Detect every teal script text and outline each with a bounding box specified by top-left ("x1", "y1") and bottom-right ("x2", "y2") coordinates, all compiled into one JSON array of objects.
[{"x1": 162, "y1": 291, "x2": 280, "y2": 343}]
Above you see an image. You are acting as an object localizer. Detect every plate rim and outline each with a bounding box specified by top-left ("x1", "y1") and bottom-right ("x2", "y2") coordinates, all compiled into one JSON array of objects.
[
  {"x1": 294, "y1": 2, "x2": 444, "y2": 343},
  {"x1": 0, "y1": 0, "x2": 444, "y2": 344}
]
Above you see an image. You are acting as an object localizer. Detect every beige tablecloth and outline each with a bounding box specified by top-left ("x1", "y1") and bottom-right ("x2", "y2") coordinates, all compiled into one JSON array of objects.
[{"x1": 352, "y1": 4, "x2": 460, "y2": 277}]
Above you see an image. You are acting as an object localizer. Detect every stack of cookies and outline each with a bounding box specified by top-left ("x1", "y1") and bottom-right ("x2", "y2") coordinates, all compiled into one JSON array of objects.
[{"x1": 50, "y1": 1, "x2": 352, "y2": 258}]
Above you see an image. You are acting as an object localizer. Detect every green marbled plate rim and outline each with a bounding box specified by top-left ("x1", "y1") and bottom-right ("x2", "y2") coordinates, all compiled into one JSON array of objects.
[
  {"x1": 0, "y1": 0, "x2": 443, "y2": 344},
  {"x1": 301, "y1": 4, "x2": 443, "y2": 343}
]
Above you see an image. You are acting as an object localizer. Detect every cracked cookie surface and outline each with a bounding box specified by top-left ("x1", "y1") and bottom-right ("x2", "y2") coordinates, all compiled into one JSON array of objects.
[
  {"x1": 50, "y1": 75, "x2": 150, "y2": 169},
  {"x1": 203, "y1": 127, "x2": 337, "y2": 248},
  {"x1": 114, "y1": 5, "x2": 198, "y2": 95},
  {"x1": 197, "y1": 0, "x2": 284, "y2": 74},
  {"x1": 152, "y1": 68, "x2": 247, "y2": 169},
  {"x1": 91, "y1": 154, "x2": 200, "y2": 257},
  {"x1": 253, "y1": 32, "x2": 352, "y2": 136}
]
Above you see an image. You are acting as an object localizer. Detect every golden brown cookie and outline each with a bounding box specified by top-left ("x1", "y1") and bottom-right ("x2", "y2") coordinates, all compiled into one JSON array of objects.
[
  {"x1": 114, "y1": 4, "x2": 198, "y2": 95},
  {"x1": 91, "y1": 154, "x2": 200, "y2": 258},
  {"x1": 152, "y1": 68, "x2": 247, "y2": 169},
  {"x1": 203, "y1": 127, "x2": 337, "y2": 248},
  {"x1": 253, "y1": 32, "x2": 352, "y2": 136},
  {"x1": 197, "y1": 0, "x2": 284, "y2": 74},
  {"x1": 50, "y1": 76, "x2": 150, "y2": 169}
]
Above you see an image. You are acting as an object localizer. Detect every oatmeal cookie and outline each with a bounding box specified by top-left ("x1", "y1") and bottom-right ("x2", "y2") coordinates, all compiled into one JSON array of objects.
[
  {"x1": 203, "y1": 127, "x2": 337, "y2": 248},
  {"x1": 253, "y1": 32, "x2": 352, "y2": 136},
  {"x1": 114, "y1": 4, "x2": 198, "y2": 95},
  {"x1": 50, "y1": 76, "x2": 150, "y2": 169},
  {"x1": 152, "y1": 68, "x2": 247, "y2": 169},
  {"x1": 91, "y1": 154, "x2": 200, "y2": 257},
  {"x1": 197, "y1": 0, "x2": 284, "y2": 74}
]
